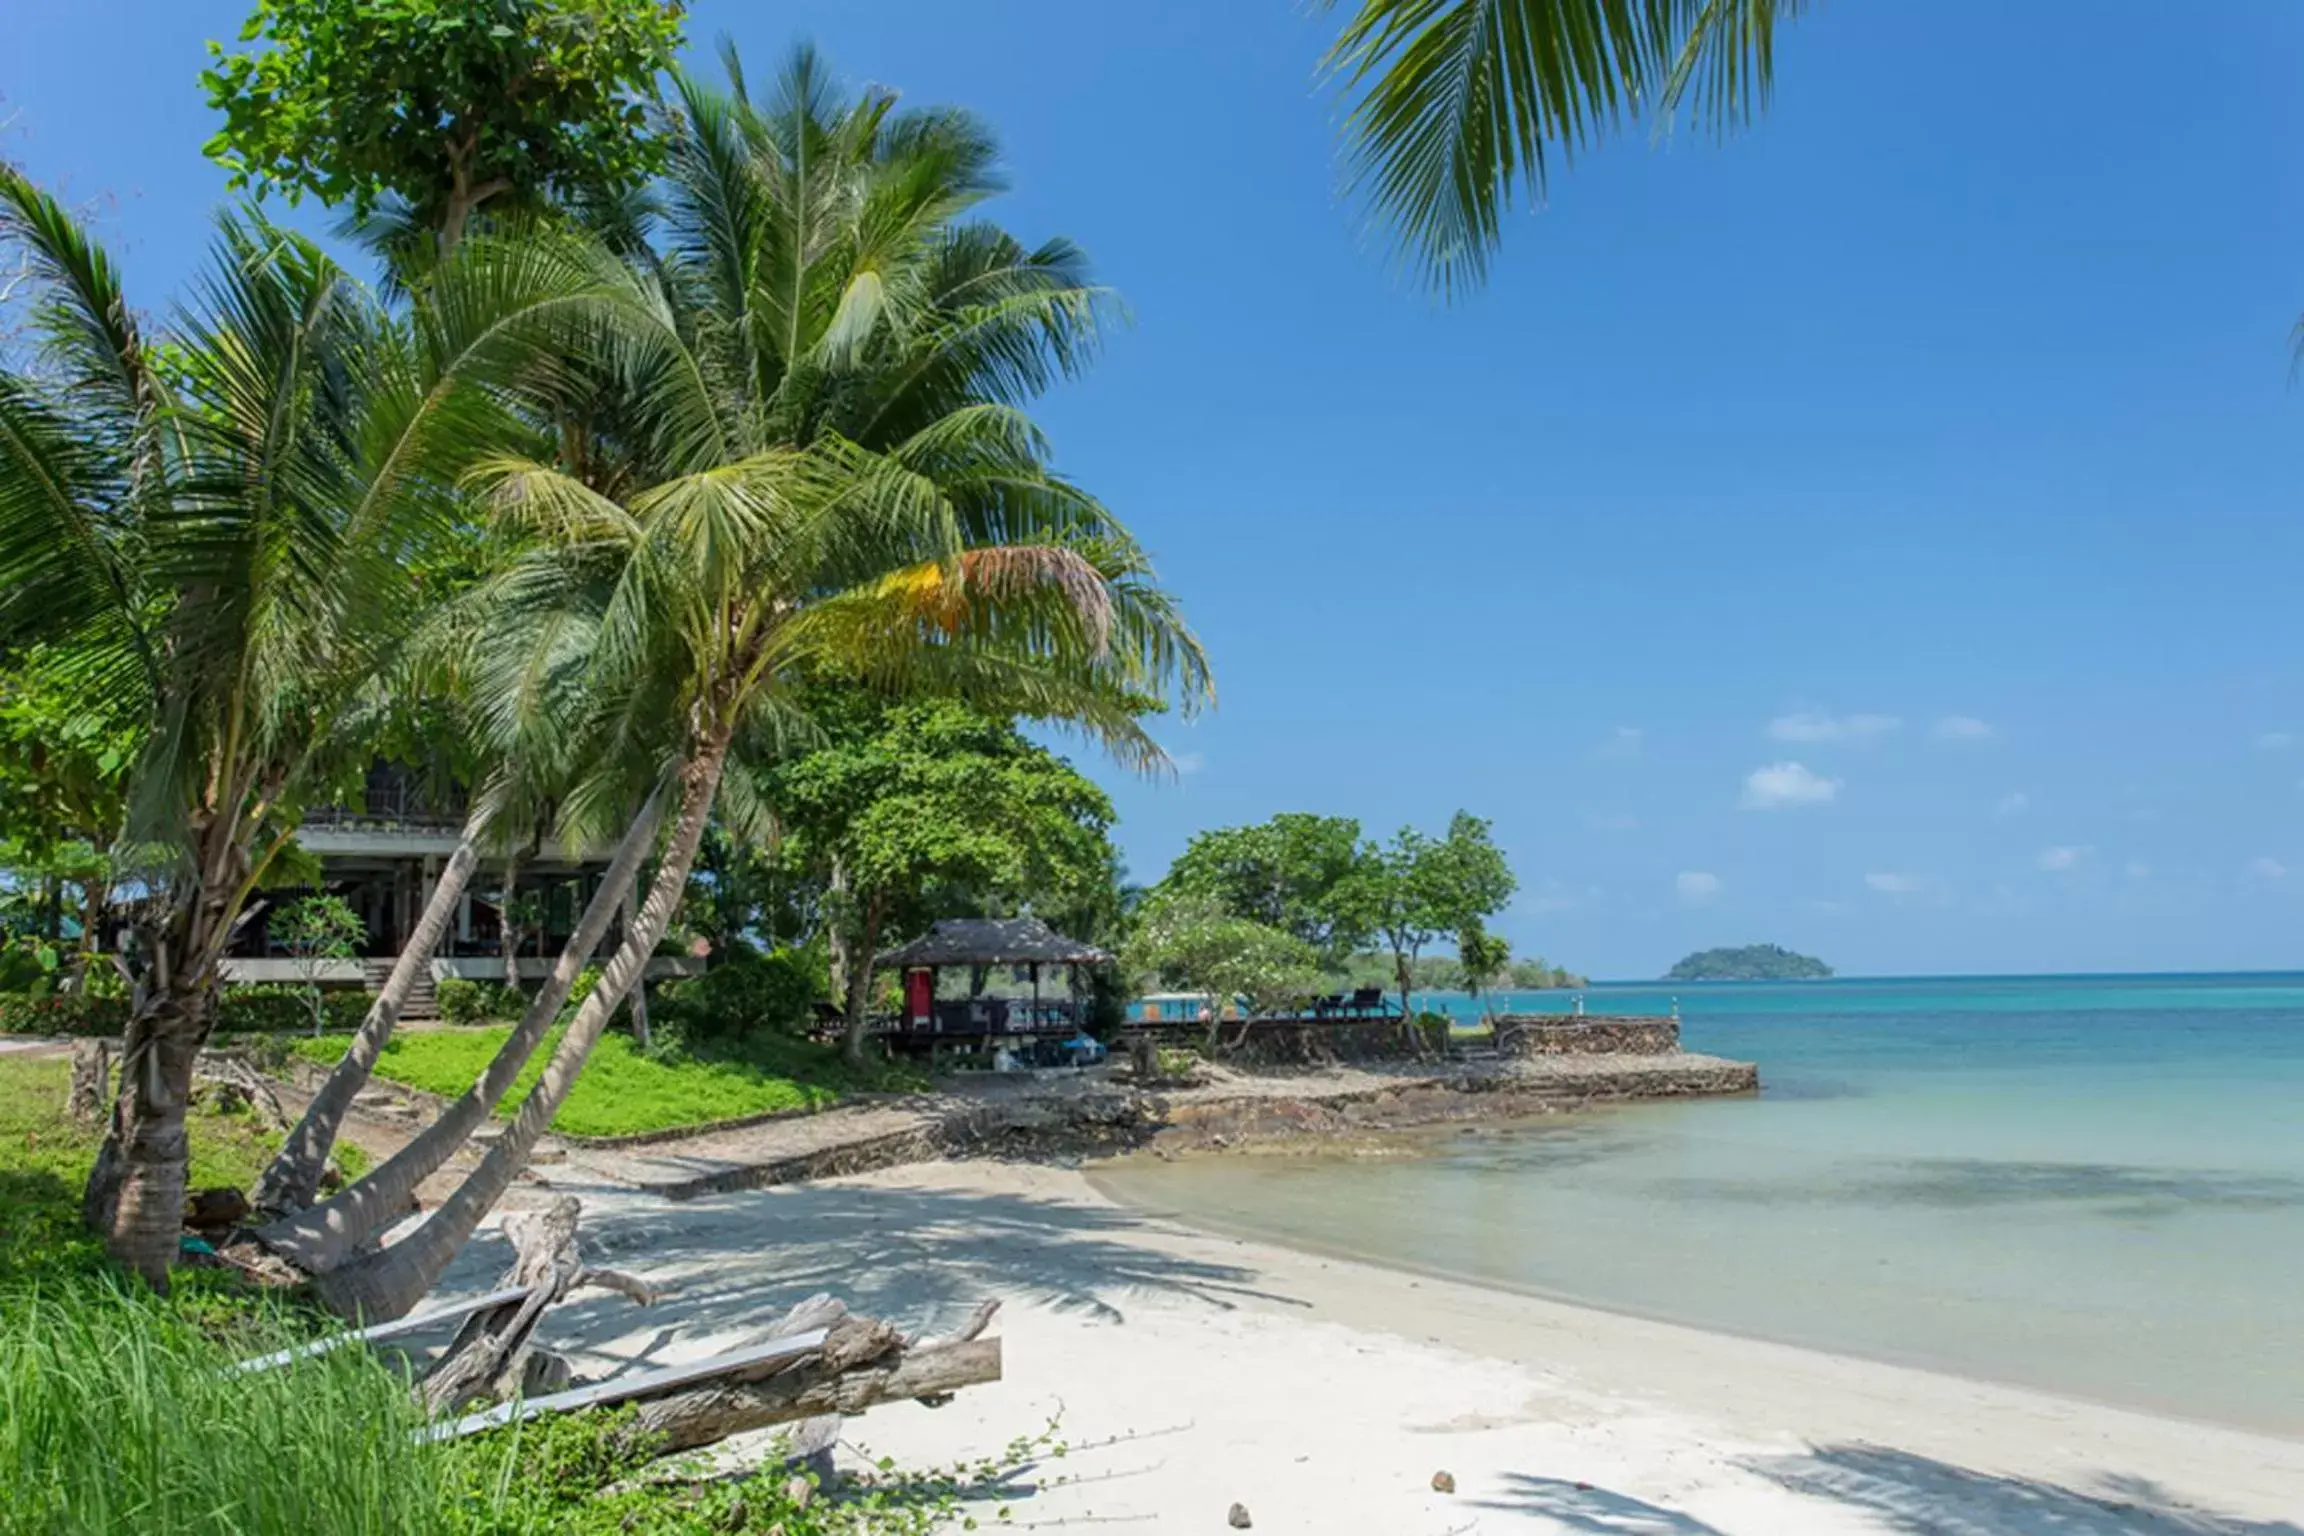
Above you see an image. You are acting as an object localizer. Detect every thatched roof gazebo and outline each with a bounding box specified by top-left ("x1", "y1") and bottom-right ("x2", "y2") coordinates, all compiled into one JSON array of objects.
[
  {"x1": 874, "y1": 918, "x2": 1112, "y2": 1051},
  {"x1": 875, "y1": 917, "x2": 1111, "y2": 970}
]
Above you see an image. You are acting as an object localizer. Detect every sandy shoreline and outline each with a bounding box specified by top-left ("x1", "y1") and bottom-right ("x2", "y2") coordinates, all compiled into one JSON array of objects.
[{"x1": 429, "y1": 1158, "x2": 2304, "y2": 1533}]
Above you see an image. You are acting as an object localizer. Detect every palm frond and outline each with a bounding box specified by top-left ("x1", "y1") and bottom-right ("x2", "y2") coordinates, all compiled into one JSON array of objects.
[{"x1": 1324, "y1": 0, "x2": 1799, "y2": 295}]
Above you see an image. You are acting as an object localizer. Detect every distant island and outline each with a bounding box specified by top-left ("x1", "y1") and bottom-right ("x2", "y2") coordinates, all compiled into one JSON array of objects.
[{"x1": 1665, "y1": 944, "x2": 1833, "y2": 982}]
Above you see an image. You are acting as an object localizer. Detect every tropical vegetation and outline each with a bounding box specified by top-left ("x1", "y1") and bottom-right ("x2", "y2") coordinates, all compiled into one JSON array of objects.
[
  {"x1": 1137, "y1": 809, "x2": 1541, "y2": 1022},
  {"x1": 1, "y1": 0, "x2": 1207, "y2": 1319}
]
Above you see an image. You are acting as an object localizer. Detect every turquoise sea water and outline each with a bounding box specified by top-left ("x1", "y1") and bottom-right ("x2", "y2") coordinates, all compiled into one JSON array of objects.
[{"x1": 1092, "y1": 974, "x2": 2304, "y2": 1434}]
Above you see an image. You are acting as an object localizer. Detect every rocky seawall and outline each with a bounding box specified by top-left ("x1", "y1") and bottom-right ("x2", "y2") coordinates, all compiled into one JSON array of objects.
[{"x1": 573, "y1": 1050, "x2": 1761, "y2": 1199}]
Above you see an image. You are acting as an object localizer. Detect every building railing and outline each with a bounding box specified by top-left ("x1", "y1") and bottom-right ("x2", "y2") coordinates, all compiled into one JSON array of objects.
[{"x1": 304, "y1": 765, "x2": 467, "y2": 833}]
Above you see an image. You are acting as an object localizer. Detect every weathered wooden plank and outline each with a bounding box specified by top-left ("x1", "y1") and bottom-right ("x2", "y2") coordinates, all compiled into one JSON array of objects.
[
  {"x1": 231, "y1": 1285, "x2": 537, "y2": 1374},
  {"x1": 427, "y1": 1327, "x2": 834, "y2": 1441}
]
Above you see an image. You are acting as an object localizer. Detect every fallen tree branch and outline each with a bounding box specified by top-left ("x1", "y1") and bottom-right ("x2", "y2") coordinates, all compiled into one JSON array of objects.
[
  {"x1": 617, "y1": 1331, "x2": 1003, "y2": 1455},
  {"x1": 418, "y1": 1197, "x2": 652, "y2": 1413}
]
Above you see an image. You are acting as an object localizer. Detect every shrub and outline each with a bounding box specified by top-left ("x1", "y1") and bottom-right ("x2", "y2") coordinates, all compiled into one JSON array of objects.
[
  {"x1": 0, "y1": 993, "x2": 128, "y2": 1037},
  {"x1": 565, "y1": 965, "x2": 604, "y2": 1014},
  {"x1": 215, "y1": 986, "x2": 369, "y2": 1035},
  {"x1": 653, "y1": 948, "x2": 824, "y2": 1042},
  {"x1": 437, "y1": 977, "x2": 524, "y2": 1028}
]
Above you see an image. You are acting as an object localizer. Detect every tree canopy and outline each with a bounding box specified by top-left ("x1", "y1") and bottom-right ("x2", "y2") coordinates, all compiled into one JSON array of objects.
[
  {"x1": 1124, "y1": 891, "x2": 1323, "y2": 1029},
  {"x1": 1155, "y1": 812, "x2": 1372, "y2": 965},
  {"x1": 1362, "y1": 811, "x2": 1516, "y2": 1020},
  {"x1": 763, "y1": 699, "x2": 1120, "y2": 984},
  {"x1": 201, "y1": 0, "x2": 686, "y2": 244}
]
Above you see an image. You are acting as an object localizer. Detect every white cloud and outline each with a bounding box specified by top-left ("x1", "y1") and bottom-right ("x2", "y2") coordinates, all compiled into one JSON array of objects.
[
  {"x1": 1740, "y1": 761, "x2": 1841, "y2": 810},
  {"x1": 2126, "y1": 862, "x2": 2152, "y2": 880},
  {"x1": 1597, "y1": 726, "x2": 1645, "y2": 759},
  {"x1": 2036, "y1": 845, "x2": 2090, "y2": 872},
  {"x1": 1864, "y1": 872, "x2": 1925, "y2": 895},
  {"x1": 1675, "y1": 871, "x2": 1722, "y2": 903},
  {"x1": 1994, "y1": 791, "x2": 2030, "y2": 817},
  {"x1": 2251, "y1": 856, "x2": 2288, "y2": 880},
  {"x1": 1170, "y1": 751, "x2": 1205, "y2": 776},
  {"x1": 1933, "y1": 715, "x2": 1994, "y2": 741},
  {"x1": 2259, "y1": 732, "x2": 2295, "y2": 751},
  {"x1": 1767, "y1": 710, "x2": 1902, "y2": 744}
]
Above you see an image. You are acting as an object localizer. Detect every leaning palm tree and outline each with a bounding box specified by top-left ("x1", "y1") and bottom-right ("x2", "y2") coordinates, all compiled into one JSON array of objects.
[
  {"x1": 0, "y1": 170, "x2": 603, "y2": 1287},
  {"x1": 269, "y1": 47, "x2": 1210, "y2": 1318},
  {"x1": 1323, "y1": 0, "x2": 1800, "y2": 294}
]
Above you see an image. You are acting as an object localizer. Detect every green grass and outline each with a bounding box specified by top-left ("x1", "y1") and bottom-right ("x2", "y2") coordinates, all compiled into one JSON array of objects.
[
  {"x1": 291, "y1": 1026, "x2": 922, "y2": 1140},
  {"x1": 0, "y1": 1055, "x2": 331, "y2": 1294},
  {"x1": 0, "y1": 1282, "x2": 437, "y2": 1535},
  {"x1": 0, "y1": 1276, "x2": 1057, "y2": 1535},
  {"x1": 0, "y1": 1057, "x2": 1037, "y2": 1532}
]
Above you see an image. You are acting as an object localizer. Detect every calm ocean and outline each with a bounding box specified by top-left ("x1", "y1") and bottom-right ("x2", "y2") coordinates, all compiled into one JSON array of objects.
[{"x1": 1091, "y1": 973, "x2": 2304, "y2": 1434}]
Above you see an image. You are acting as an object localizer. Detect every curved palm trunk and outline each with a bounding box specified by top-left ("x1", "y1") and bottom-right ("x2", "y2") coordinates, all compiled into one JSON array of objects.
[
  {"x1": 314, "y1": 738, "x2": 729, "y2": 1322},
  {"x1": 256, "y1": 791, "x2": 662, "y2": 1271},
  {"x1": 252, "y1": 804, "x2": 493, "y2": 1216}
]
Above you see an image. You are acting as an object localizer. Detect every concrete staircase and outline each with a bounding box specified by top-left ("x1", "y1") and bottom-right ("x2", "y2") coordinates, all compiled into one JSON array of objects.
[{"x1": 362, "y1": 957, "x2": 439, "y2": 1022}]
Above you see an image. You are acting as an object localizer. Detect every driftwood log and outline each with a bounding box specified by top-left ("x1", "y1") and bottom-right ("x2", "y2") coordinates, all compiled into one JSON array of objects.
[
  {"x1": 418, "y1": 1196, "x2": 656, "y2": 1413},
  {"x1": 394, "y1": 1197, "x2": 1001, "y2": 1463},
  {"x1": 615, "y1": 1294, "x2": 1003, "y2": 1455}
]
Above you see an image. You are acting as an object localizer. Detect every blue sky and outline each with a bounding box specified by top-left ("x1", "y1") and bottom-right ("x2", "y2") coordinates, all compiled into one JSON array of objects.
[{"x1": 9, "y1": 2, "x2": 2304, "y2": 978}]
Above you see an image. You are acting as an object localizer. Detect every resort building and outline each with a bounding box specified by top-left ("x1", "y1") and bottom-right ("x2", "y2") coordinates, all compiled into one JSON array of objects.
[{"x1": 219, "y1": 763, "x2": 698, "y2": 1010}]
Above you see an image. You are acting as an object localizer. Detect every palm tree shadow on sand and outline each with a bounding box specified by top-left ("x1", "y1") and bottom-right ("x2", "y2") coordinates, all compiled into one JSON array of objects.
[
  {"x1": 1477, "y1": 1447, "x2": 2304, "y2": 1535},
  {"x1": 420, "y1": 1176, "x2": 1304, "y2": 1373}
]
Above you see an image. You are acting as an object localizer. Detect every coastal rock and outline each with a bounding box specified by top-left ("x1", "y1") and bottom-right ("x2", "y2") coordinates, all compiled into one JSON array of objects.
[{"x1": 1227, "y1": 1502, "x2": 1252, "y2": 1528}]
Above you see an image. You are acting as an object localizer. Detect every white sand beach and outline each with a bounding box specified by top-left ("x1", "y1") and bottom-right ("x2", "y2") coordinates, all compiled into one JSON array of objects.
[{"x1": 426, "y1": 1159, "x2": 2304, "y2": 1534}]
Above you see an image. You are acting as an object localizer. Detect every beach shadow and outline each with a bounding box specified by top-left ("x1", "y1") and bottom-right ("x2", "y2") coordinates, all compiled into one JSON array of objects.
[
  {"x1": 1745, "y1": 1444, "x2": 2304, "y2": 1535},
  {"x1": 423, "y1": 1176, "x2": 1290, "y2": 1371},
  {"x1": 1472, "y1": 1474, "x2": 1728, "y2": 1534}
]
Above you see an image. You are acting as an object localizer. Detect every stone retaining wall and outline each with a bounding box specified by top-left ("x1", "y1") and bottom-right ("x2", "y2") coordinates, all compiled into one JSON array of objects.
[
  {"x1": 1492, "y1": 1014, "x2": 1679, "y2": 1057},
  {"x1": 1213, "y1": 1016, "x2": 1449, "y2": 1066}
]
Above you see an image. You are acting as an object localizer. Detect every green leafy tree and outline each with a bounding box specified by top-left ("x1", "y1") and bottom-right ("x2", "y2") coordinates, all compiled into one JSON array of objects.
[
  {"x1": 764, "y1": 702, "x2": 1120, "y2": 1063},
  {"x1": 202, "y1": 0, "x2": 686, "y2": 249},
  {"x1": 1508, "y1": 955, "x2": 1585, "y2": 989},
  {"x1": 271, "y1": 893, "x2": 367, "y2": 1035},
  {"x1": 1322, "y1": 0, "x2": 1799, "y2": 294},
  {"x1": 1124, "y1": 892, "x2": 1323, "y2": 1046},
  {"x1": 1156, "y1": 812, "x2": 1374, "y2": 966},
  {"x1": 1457, "y1": 920, "x2": 1511, "y2": 1022},
  {"x1": 1363, "y1": 811, "x2": 1516, "y2": 1031}
]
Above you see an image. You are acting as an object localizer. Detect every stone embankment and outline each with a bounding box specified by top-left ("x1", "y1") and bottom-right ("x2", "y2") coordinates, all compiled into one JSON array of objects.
[{"x1": 561, "y1": 1024, "x2": 1758, "y2": 1199}]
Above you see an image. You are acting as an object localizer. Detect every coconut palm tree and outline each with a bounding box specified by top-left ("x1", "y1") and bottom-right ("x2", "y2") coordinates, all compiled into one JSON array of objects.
[
  {"x1": 0, "y1": 169, "x2": 612, "y2": 1286},
  {"x1": 1323, "y1": 0, "x2": 1800, "y2": 294},
  {"x1": 273, "y1": 46, "x2": 1209, "y2": 1319}
]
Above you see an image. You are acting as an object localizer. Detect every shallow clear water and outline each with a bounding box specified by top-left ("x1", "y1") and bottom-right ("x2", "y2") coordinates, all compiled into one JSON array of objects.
[{"x1": 1092, "y1": 974, "x2": 2304, "y2": 1434}]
